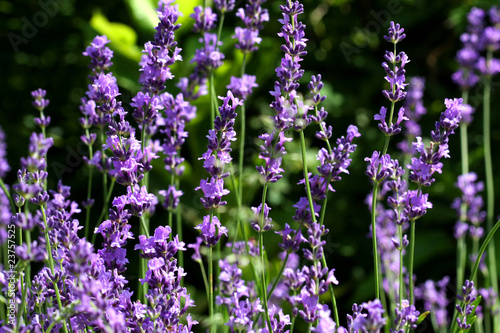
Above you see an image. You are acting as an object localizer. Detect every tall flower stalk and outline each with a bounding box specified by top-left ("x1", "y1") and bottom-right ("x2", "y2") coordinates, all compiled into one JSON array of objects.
[{"x1": 367, "y1": 21, "x2": 408, "y2": 301}]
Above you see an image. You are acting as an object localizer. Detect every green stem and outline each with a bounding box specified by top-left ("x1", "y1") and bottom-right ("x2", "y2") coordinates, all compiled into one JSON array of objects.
[
  {"x1": 176, "y1": 180, "x2": 184, "y2": 269},
  {"x1": 408, "y1": 219, "x2": 416, "y2": 306},
  {"x1": 483, "y1": 51, "x2": 498, "y2": 297},
  {"x1": 0, "y1": 177, "x2": 15, "y2": 213},
  {"x1": 41, "y1": 206, "x2": 69, "y2": 333},
  {"x1": 209, "y1": 243, "x2": 214, "y2": 332},
  {"x1": 237, "y1": 54, "x2": 248, "y2": 206},
  {"x1": 259, "y1": 184, "x2": 273, "y2": 333},
  {"x1": 84, "y1": 126, "x2": 94, "y2": 241},
  {"x1": 371, "y1": 183, "x2": 381, "y2": 300},
  {"x1": 299, "y1": 131, "x2": 316, "y2": 225}
]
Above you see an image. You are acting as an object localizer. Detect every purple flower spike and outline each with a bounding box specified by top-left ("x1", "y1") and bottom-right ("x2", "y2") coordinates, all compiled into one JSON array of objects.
[
  {"x1": 365, "y1": 151, "x2": 395, "y2": 183},
  {"x1": 250, "y1": 203, "x2": 273, "y2": 232},
  {"x1": 0, "y1": 126, "x2": 10, "y2": 179},
  {"x1": 350, "y1": 299, "x2": 387, "y2": 332},
  {"x1": 226, "y1": 74, "x2": 258, "y2": 100},
  {"x1": 404, "y1": 190, "x2": 432, "y2": 221},
  {"x1": 384, "y1": 21, "x2": 406, "y2": 44},
  {"x1": 214, "y1": 0, "x2": 235, "y2": 13},
  {"x1": 31, "y1": 88, "x2": 50, "y2": 112},
  {"x1": 195, "y1": 215, "x2": 228, "y2": 247},
  {"x1": 276, "y1": 223, "x2": 306, "y2": 252},
  {"x1": 82, "y1": 35, "x2": 113, "y2": 78},
  {"x1": 196, "y1": 177, "x2": 230, "y2": 209},
  {"x1": 191, "y1": 6, "x2": 218, "y2": 33}
]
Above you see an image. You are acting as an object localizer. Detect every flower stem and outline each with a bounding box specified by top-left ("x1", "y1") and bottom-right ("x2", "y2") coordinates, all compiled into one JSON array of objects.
[
  {"x1": 209, "y1": 243, "x2": 215, "y2": 332},
  {"x1": 483, "y1": 51, "x2": 498, "y2": 298},
  {"x1": 41, "y1": 205, "x2": 69, "y2": 333},
  {"x1": 0, "y1": 177, "x2": 15, "y2": 213},
  {"x1": 259, "y1": 184, "x2": 273, "y2": 333},
  {"x1": 371, "y1": 183, "x2": 381, "y2": 300},
  {"x1": 451, "y1": 217, "x2": 500, "y2": 333},
  {"x1": 408, "y1": 219, "x2": 416, "y2": 306},
  {"x1": 176, "y1": 179, "x2": 184, "y2": 269},
  {"x1": 84, "y1": 127, "x2": 94, "y2": 241}
]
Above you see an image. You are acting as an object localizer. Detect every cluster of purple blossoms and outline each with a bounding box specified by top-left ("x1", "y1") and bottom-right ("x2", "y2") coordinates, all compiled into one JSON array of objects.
[
  {"x1": 415, "y1": 276, "x2": 450, "y2": 331},
  {"x1": 0, "y1": 126, "x2": 9, "y2": 180},
  {"x1": 195, "y1": 91, "x2": 241, "y2": 244},
  {"x1": 456, "y1": 280, "x2": 478, "y2": 330},
  {"x1": 216, "y1": 257, "x2": 264, "y2": 331},
  {"x1": 134, "y1": 226, "x2": 196, "y2": 331},
  {"x1": 82, "y1": 34, "x2": 113, "y2": 80},
  {"x1": 375, "y1": 22, "x2": 409, "y2": 136},
  {"x1": 346, "y1": 299, "x2": 387, "y2": 332},
  {"x1": 452, "y1": 172, "x2": 486, "y2": 241},
  {"x1": 407, "y1": 98, "x2": 464, "y2": 188},
  {"x1": 391, "y1": 300, "x2": 420, "y2": 333},
  {"x1": 177, "y1": 3, "x2": 223, "y2": 101},
  {"x1": 139, "y1": 0, "x2": 182, "y2": 95},
  {"x1": 453, "y1": 7, "x2": 500, "y2": 90}
]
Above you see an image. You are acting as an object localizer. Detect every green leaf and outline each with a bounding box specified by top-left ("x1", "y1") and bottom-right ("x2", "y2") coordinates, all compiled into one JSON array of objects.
[
  {"x1": 416, "y1": 311, "x2": 430, "y2": 325},
  {"x1": 89, "y1": 10, "x2": 142, "y2": 62}
]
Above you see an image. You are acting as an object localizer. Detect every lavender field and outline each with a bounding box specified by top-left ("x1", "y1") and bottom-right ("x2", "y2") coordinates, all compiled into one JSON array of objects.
[{"x1": 1, "y1": 0, "x2": 500, "y2": 332}]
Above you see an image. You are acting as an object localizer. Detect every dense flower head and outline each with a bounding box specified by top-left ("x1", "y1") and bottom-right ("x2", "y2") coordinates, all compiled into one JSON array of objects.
[
  {"x1": 456, "y1": 280, "x2": 477, "y2": 330},
  {"x1": 192, "y1": 33, "x2": 225, "y2": 74},
  {"x1": 226, "y1": 74, "x2": 258, "y2": 100},
  {"x1": 20, "y1": 133, "x2": 53, "y2": 172},
  {"x1": 415, "y1": 277, "x2": 450, "y2": 329},
  {"x1": 349, "y1": 299, "x2": 387, "y2": 332},
  {"x1": 191, "y1": 6, "x2": 217, "y2": 33},
  {"x1": 452, "y1": 172, "x2": 486, "y2": 226},
  {"x1": 86, "y1": 73, "x2": 121, "y2": 111},
  {"x1": 374, "y1": 106, "x2": 408, "y2": 136},
  {"x1": 214, "y1": 0, "x2": 235, "y2": 13},
  {"x1": 384, "y1": 21, "x2": 406, "y2": 44},
  {"x1": 403, "y1": 190, "x2": 433, "y2": 221},
  {"x1": 257, "y1": 130, "x2": 292, "y2": 183},
  {"x1": 365, "y1": 151, "x2": 396, "y2": 183},
  {"x1": 234, "y1": 26, "x2": 262, "y2": 53},
  {"x1": 0, "y1": 126, "x2": 10, "y2": 179},
  {"x1": 31, "y1": 88, "x2": 50, "y2": 112},
  {"x1": 392, "y1": 300, "x2": 420, "y2": 332},
  {"x1": 195, "y1": 214, "x2": 228, "y2": 247},
  {"x1": 82, "y1": 35, "x2": 113, "y2": 78},
  {"x1": 130, "y1": 91, "x2": 163, "y2": 125},
  {"x1": 250, "y1": 203, "x2": 273, "y2": 232},
  {"x1": 236, "y1": 0, "x2": 269, "y2": 31},
  {"x1": 276, "y1": 223, "x2": 306, "y2": 252}
]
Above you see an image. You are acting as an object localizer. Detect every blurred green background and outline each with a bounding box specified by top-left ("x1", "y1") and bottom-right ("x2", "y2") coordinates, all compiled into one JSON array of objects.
[{"x1": 1, "y1": 0, "x2": 500, "y2": 330}]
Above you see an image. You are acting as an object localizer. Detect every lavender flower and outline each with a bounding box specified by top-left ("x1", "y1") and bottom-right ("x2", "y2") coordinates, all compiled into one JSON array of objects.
[
  {"x1": 407, "y1": 98, "x2": 464, "y2": 188},
  {"x1": 139, "y1": 0, "x2": 182, "y2": 94},
  {"x1": 392, "y1": 300, "x2": 420, "y2": 333},
  {"x1": 349, "y1": 299, "x2": 387, "y2": 332},
  {"x1": 214, "y1": 0, "x2": 235, "y2": 13},
  {"x1": 82, "y1": 35, "x2": 113, "y2": 79},
  {"x1": 0, "y1": 125, "x2": 11, "y2": 179},
  {"x1": 195, "y1": 215, "x2": 228, "y2": 247},
  {"x1": 456, "y1": 280, "x2": 477, "y2": 330}
]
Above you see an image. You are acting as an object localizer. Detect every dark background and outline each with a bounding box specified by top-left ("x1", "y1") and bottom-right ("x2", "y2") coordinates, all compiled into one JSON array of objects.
[{"x1": 1, "y1": 0, "x2": 500, "y2": 331}]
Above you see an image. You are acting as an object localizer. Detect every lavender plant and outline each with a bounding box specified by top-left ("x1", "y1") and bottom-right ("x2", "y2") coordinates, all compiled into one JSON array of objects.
[{"x1": 2, "y1": 1, "x2": 500, "y2": 333}]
